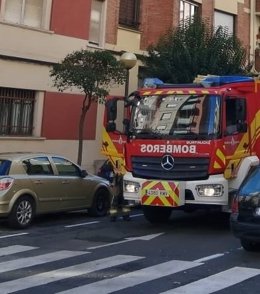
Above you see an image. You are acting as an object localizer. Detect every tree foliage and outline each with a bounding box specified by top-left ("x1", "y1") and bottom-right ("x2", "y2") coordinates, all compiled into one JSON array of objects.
[
  {"x1": 143, "y1": 16, "x2": 251, "y2": 83},
  {"x1": 50, "y1": 49, "x2": 126, "y2": 165}
]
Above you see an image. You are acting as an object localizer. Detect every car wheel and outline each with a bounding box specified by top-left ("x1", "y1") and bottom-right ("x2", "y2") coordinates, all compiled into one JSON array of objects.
[
  {"x1": 8, "y1": 196, "x2": 35, "y2": 229},
  {"x1": 88, "y1": 189, "x2": 110, "y2": 217},
  {"x1": 240, "y1": 238, "x2": 260, "y2": 252},
  {"x1": 142, "y1": 206, "x2": 172, "y2": 223}
]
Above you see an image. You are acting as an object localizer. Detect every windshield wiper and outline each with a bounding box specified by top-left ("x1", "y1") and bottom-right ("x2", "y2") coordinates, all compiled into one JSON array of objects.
[
  {"x1": 172, "y1": 131, "x2": 212, "y2": 140},
  {"x1": 134, "y1": 129, "x2": 165, "y2": 139}
]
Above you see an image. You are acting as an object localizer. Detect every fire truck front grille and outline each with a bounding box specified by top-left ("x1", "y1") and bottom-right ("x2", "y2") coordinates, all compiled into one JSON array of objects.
[{"x1": 131, "y1": 156, "x2": 209, "y2": 181}]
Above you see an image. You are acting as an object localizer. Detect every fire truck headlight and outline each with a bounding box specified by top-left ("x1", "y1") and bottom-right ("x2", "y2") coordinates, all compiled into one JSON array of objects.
[
  {"x1": 124, "y1": 181, "x2": 140, "y2": 193},
  {"x1": 196, "y1": 184, "x2": 224, "y2": 197}
]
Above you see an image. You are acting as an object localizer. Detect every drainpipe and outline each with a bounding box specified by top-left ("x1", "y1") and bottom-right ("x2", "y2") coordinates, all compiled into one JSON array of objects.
[{"x1": 250, "y1": 0, "x2": 256, "y2": 68}]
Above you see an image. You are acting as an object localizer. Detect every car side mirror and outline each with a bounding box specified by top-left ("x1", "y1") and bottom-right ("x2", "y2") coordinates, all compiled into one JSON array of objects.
[{"x1": 80, "y1": 169, "x2": 88, "y2": 178}]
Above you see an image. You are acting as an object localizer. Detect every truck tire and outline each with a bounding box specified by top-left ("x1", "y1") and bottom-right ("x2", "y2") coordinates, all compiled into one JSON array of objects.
[{"x1": 142, "y1": 206, "x2": 172, "y2": 223}]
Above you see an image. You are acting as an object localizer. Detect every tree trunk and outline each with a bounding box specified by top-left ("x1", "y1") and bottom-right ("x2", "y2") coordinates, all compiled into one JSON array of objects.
[
  {"x1": 77, "y1": 94, "x2": 92, "y2": 165},
  {"x1": 77, "y1": 109, "x2": 87, "y2": 165}
]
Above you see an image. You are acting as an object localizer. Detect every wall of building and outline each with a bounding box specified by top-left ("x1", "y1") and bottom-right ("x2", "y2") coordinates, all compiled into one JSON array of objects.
[
  {"x1": 0, "y1": 0, "x2": 257, "y2": 173},
  {"x1": 106, "y1": 0, "x2": 119, "y2": 45},
  {"x1": 0, "y1": 21, "x2": 88, "y2": 64},
  {"x1": 140, "y1": 0, "x2": 175, "y2": 50},
  {"x1": 110, "y1": 0, "x2": 251, "y2": 53},
  {"x1": 0, "y1": 0, "x2": 101, "y2": 172},
  {"x1": 237, "y1": 1, "x2": 250, "y2": 49},
  {"x1": 42, "y1": 92, "x2": 97, "y2": 140},
  {"x1": 50, "y1": 0, "x2": 91, "y2": 39}
]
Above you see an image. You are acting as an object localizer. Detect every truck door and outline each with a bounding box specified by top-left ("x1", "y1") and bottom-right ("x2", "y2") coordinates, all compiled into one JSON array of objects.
[
  {"x1": 102, "y1": 97, "x2": 128, "y2": 172},
  {"x1": 224, "y1": 96, "x2": 249, "y2": 178}
]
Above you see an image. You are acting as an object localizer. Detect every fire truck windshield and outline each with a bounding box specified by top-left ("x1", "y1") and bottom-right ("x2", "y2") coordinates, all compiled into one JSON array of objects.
[{"x1": 130, "y1": 94, "x2": 221, "y2": 139}]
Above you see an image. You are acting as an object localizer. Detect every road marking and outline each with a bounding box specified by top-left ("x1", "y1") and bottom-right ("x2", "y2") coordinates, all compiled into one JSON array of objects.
[
  {"x1": 194, "y1": 253, "x2": 225, "y2": 263},
  {"x1": 160, "y1": 267, "x2": 260, "y2": 294},
  {"x1": 130, "y1": 213, "x2": 143, "y2": 218},
  {"x1": 0, "y1": 245, "x2": 259, "y2": 293},
  {"x1": 0, "y1": 245, "x2": 38, "y2": 256},
  {"x1": 0, "y1": 254, "x2": 143, "y2": 294},
  {"x1": 57, "y1": 259, "x2": 202, "y2": 294},
  {"x1": 87, "y1": 233, "x2": 164, "y2": 250},
  {"x1": 0, "y1": 232, "x2": 28, "y2": 239},
  {"x1": 65, "y1": 221, "x2": 99, "y2": 228},
  {"x1": 0, "y1": 250, "x2": 87, "y2": 273}
]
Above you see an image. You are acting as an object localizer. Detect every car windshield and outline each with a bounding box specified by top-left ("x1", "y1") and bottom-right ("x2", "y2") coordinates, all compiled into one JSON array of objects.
[
  {"x1": 0, "y1": 159, "x2": 11, "y2": 175},
  {"x1": 130, "y1": 94, "x2": 221, "y2": 139},
  {"x1": 239, "y1": 166, "x2": 260, "y2": 195}
]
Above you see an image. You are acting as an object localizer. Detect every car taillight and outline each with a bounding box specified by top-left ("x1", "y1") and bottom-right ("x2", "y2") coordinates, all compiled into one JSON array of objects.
[
  {"x1": 231, "y1": 197, "x2": 239, "y2": 213},
  {"x1": 0, "y1": 178, "x2": 14, "y2": 191}
]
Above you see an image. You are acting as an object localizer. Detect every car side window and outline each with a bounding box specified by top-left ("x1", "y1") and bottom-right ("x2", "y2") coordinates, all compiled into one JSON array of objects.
[
  {"x1": 0, "y1": 160, "x2": 11, "y2": 175},
  {"x1": 52, "y1": 157, "x2": 81, "y2": 177},
  {"x1": 23, "y1": 157, "x2": 54, "y2": 175}
]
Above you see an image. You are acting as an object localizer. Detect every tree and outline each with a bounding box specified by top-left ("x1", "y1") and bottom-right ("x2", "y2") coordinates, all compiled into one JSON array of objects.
[
  {"x1": 50, "y1": 49, "x2": 126, "y2": 165},
  {"x1": 143, "y1": 16, "x2": 251, "y2": 83}
]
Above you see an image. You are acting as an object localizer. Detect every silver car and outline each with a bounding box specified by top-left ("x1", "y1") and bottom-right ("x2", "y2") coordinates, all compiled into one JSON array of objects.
[{"x1": 0, "y1": 152, "x2": 113, "y2": 229}]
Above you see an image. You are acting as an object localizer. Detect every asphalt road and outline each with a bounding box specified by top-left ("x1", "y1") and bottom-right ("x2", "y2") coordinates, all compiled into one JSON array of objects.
[{"x1": 0, "y1": 208, "x2": 259, "y2": 294}]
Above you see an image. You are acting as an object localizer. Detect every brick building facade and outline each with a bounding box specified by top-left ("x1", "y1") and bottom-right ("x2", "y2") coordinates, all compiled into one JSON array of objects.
[{"x1": 0, "y1": 0, "x2": 258, "y2": 171}]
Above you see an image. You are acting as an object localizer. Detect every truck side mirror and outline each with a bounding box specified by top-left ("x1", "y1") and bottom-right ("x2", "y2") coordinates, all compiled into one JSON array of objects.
[
  {"x1": 123, "y1": 118, "x2": 130, "y2": 134},
  {"x1": 106, "y1": 121, "x2": 116, "y2": 132},
  {"x1": 105, "y1": 99, "x2": 118, "y2": 132},
  {"x1": 106, "y1": 99, "x2": 117, "y2": 121}
]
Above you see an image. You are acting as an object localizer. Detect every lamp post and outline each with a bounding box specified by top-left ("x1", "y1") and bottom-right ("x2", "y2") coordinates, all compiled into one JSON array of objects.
[{"x1": 120, "y1": 52, "x2": 137, "y2": 99}]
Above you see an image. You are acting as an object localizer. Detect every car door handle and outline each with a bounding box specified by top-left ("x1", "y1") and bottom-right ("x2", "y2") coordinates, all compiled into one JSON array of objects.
[
  {"x1": 34, "y1": 180, "x2": 42, "y2": 184},
  {"x1": 62, "y1": 180, "x2": 70, "y2": 184}
]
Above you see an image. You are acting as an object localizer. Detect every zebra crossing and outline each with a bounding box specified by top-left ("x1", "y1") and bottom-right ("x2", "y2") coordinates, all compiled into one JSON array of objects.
[{"x1": 0, "y1": 244, "x2": 259, "y2": 293}]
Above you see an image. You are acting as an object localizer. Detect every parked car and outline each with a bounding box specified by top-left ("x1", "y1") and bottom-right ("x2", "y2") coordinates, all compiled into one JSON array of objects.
[
  {"x1": 230, "y1": 164, "x2": 260, "y2": 251},
  {"x1": 0, "y1": 152, "x2": 113, "y2": 229}
]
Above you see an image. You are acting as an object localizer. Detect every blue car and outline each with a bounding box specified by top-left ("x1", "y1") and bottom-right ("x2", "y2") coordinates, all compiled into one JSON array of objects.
[{"x1": 230, "y1": 164, "x2": 260, "y2": 251}]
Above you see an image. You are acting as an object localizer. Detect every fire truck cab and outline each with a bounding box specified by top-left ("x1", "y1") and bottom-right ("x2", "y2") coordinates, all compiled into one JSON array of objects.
[{"x1": 102, "y1": 76, "x2": 260, "y2": 223}]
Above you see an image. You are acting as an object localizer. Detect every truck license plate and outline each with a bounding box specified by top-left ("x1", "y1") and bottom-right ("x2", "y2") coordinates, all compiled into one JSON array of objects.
[{"x1": 146, "y1": 189, "x2": 168, "y2": 196}]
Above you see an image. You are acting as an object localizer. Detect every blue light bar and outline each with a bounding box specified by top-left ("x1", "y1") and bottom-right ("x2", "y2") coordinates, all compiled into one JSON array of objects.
[
  {"x1": 143, "y1": 78, "x2": 164, "y2": 88},
  {"x1": 201, "y1": 76, "x2": 254, "y2": 87}
]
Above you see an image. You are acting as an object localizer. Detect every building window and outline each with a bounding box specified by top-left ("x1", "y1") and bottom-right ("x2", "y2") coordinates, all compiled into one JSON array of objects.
[
  {"x1": 89, "y1": 0, "x2": 106, "y2": 47},
  {"x1": 180, "y1": 0, "x2": 199, "y2": 22},
  {"x1": 119, "y1": 0, "x2": 140, "y2": 29},
  {"x1": 1, "y1": 0, "x2": 50, "y2": 29},
  {"x1": 0, "y1": 88, "x2": 35, "y2": 136},
  {"x1": 214, "y1": 10, "x2": 234, "y2": 35}
]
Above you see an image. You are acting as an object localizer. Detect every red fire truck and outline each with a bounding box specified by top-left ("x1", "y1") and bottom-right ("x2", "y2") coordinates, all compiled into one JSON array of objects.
[{"x1": 101, "y1": 76, "x2": 260, "y2": 223}]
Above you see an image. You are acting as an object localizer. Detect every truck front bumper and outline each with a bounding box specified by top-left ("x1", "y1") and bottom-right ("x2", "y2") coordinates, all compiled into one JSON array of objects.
[{"x1": 123, "y1": 172, "x2": 229, "y2": 208}]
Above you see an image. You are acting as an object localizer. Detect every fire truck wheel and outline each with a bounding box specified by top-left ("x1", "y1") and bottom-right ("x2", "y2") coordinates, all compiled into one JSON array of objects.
[{"x1": 142, "y1": 206, "x2": 172, "y2": 223}]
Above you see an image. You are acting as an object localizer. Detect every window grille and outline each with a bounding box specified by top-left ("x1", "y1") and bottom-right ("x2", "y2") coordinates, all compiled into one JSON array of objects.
[
  {"x1": 119, "y1": 0, "x2": 140, "y2": 29},
  {"x1": 0, "y1": 88, "x2": 35, "y2": 136}
]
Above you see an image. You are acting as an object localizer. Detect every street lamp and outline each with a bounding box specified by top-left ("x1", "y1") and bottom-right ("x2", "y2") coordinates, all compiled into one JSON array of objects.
[{"x1": 120, "y1": 52, "x2": 137, "y2": 99}]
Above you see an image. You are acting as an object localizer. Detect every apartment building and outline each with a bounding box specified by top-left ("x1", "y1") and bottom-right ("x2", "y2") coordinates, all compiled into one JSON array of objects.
[{"x1": 0, "y1": 0, "x2": 257, "y2": 172}]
